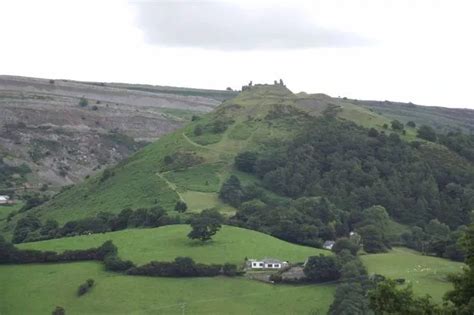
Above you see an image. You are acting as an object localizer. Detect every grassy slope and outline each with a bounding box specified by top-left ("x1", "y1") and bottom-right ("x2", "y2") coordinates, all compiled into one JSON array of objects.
[
  {"x1": 0, "y1": 263, "x2": 334, "y2": 315},
  {"x1": 3, "y1": 225, "x2": 333, "y2": 314},
  {"x1": 18, "y1": 225, "x2": 327, "y2": 265},
  {"x1": 4, "y1": 84, "x2": 469, "y2": 234},
  {"x1": 361, "y1": 247, "x2": 464, "y2": 302}
]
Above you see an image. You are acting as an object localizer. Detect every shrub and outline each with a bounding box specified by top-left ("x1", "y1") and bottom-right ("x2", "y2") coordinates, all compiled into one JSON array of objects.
[
  {"x1": 303, "y1": 255, "x2": 340, "y2": 282},
  {"x1": 417, "y1": 125, "x2": 437, "y2": 142},
  {"x1": 222, "y1": 263, "x2": 238, "y2": 276},
  {"x1": 104, "y1": 255, "x2": 134, "y2": 271},
  {"x1": 174, "y1": 201, "x2": 188, "y2": 213},
  {"x1": 391, "y1": 120, "x2": 404, "y2": 131},
  {"x1": 79, "y1": 97, "x2": 88, "y2": 107},
  {"x1": 194, "y1": 125, "x2": 203, "y2": 136},
  {"x1": 51, "y1": 306, "x2": 65, "y2": 315}
]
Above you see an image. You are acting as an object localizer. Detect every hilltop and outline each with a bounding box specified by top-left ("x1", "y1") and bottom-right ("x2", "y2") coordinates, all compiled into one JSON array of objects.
[{"x1": 2, "y1": 82, "x2": 473, "y2": 255}]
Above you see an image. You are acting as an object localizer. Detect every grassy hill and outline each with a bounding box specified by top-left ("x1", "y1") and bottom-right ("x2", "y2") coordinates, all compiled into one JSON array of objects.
[
  {"x1": 2, "y1": 225, "x2": 334, "y2": 314},
  {"x1": 18, "y1": 225, "x2": 327, "y2": 265},
  {"x1": 361, "y1": 247, "x2": 464, "y2": 302}
]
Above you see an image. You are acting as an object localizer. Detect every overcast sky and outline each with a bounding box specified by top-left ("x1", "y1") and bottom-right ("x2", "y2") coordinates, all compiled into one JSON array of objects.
[{"x1": 1, "y1": 0, "x2": 473, "y2": 109}]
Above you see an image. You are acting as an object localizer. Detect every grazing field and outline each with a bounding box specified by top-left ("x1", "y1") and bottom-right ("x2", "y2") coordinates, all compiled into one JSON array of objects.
[
  {"x1": 18, "y1": 225, "x2": 328, "y2": 265},
  {"x1": 0, "y1": 203, "x2": 22, "y2": 221},
  {"x1": 0, "y1": 262, "x2": 335, "y2": 315},
  {"x1": 361, "y1": 247, "x2": 464, "y2": 302}
]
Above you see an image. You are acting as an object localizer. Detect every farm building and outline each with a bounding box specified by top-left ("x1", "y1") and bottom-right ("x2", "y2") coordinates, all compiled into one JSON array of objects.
[
  {"x1": 0, "y1": 195, "x2": 11, "y2": 205},
  {"x1": 247, "y1": 258, "x2": 288, "y2": 269},
  {"x1": 323, "y1": 241, "x2": 335, "y2": 250}
]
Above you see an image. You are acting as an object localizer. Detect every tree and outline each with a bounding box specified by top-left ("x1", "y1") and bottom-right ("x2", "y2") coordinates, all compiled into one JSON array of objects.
[
  {"x1": 391, "y1": 120, "x2": 404, "y2": 131},
  {"x1": 187, "y1": 209, "x2": 224, "y2": 242},
  {"x1": 78, "y1": 97, "x2": 88, "y2": 107},
  {"x1": 368, "y1": 128, "x2": 379, "y2": 137},
  {"x1": 174, "y1": 201, "x2": 188, "y2": 213},
  {"x1": 417, "y1": 125, "x2": 437, "y2": 142},
  {"x1": 358, "y1": 225, "x2": 387, "y2": 253},
  {"x1": 407, "y1": 121, "x2": 416, "y2": 128},
  {"x1": 303, "y1": 254, "x2": 340, "y2": 282},
  {"x1": 444, "y1": 224, "x2": 474, "y2": 313},
  {"x1": 332, "y1": 238, "x2": 359, "y2": 256},
  {"x1": 219, "y1": 175, "x2": 244, "y2": 207},
  {"x1": 235, "y1": 151, "x2": 258, "y2": 173},
  {"x1": 329, "y1": 283, "x2": 370, "y2": 315},
  {"x1": 369, "y1": 280, "x2": 442, "y2": 314}
]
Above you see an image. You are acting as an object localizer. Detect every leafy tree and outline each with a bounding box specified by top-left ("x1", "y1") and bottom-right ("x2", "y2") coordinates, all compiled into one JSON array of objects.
[
  {"x1": 332, "y1": 238, "x2": 359, "y2": 256},
  {"x1": 329, "y1": 283, "x2": 370, "y2": 315},
  {"x1": 219, "y1": 175, "x2": 244, "y2": 207},
  {"x1": 444, "y1": 224, "x2": 474, "y2": 313},
  {"x1": 369, "y1": 280, "x2": 442, "y2": 314},
  {"x1": 187, "y1": 209, "x2": 224, "y2": 242},
  {"x1": 391, "y1": 120, "x2": 404, "y2": 131},
  {"x1": 368, "y1": 128, "x2": 379, "y2": 137},
  {"x1": 235, "y1": 151, "x2": 258, "y2": 173},
  {"x1": 303, "y1": 254, "x2": 340, "y2": 282},
  {"x1": 407, "y1": 121, "x2": 416, "y2": 128},
  {"x1": 358, "y1": 225, "x2": 388, "y2": 253},
  {"x1": 40, "y1": 219, "x2": 59, "y2": 236},
  {"x1": 417, "y1": 125, "x2": 437, "y2": 141},
  {"x1": 174, "y1": 201, "x2": 188, "y2": 213}
]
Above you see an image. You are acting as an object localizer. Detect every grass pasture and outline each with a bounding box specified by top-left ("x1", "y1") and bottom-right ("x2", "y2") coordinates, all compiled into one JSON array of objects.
[
  {"x1": 0, "y1": 263, "x2": 335, "y2": 315},
  {"x1": 361, "y1": 247, "x2": 464, "y2": 302},
  {"x1": 18, "y1": 225, "x2": 327, "y2": 265}
]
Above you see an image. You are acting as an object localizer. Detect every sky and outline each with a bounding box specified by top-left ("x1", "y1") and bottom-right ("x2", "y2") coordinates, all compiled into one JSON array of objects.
[{"x1": 0, "y1": 0, "x2": 473, "y2": 109}]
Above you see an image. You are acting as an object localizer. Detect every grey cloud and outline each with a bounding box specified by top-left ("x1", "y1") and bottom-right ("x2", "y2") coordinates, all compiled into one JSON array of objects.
[{"x1": 132, "y1": 2, "x2": 369, "y2": 50}]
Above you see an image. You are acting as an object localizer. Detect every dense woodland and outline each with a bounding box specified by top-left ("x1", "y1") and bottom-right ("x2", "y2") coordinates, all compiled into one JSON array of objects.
[{"x1": 225, "y1": 116, "x2": 474, "y2": 257}]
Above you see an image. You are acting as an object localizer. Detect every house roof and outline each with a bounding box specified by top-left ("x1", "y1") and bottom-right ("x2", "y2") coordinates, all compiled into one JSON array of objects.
[
  {"x1": 248, "y1": 258, "x2": 286, "y2": 264},
  {"x1": 323, "y1": 241, "x2": 335, "y2": 246},
  {"x1": 0, "y1": 195, "x2": 9, "y2": 200}
]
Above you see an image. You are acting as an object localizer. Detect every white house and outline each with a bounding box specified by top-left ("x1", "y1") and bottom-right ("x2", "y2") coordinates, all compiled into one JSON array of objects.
[
  {"x1": 0, "y1": 195, "x2": 10, "y2": 205},
  {"x1": 247, "y1": 258, "x2": 288, "y2": 269},
  {"x1": 323, "y1": 240, "x2": 335, "y2": 250}
]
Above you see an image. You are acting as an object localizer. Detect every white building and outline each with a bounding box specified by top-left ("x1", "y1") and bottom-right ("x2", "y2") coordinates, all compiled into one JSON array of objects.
[
  {"x1": 247, "y1": 258, "x2": 288, "y2": 269},
  {"x1": 0, "y1": 195, "x2": 10, "y2": 205},
  {"x1": 323, "y1": 240, "x2": 335, "y2": 250}
]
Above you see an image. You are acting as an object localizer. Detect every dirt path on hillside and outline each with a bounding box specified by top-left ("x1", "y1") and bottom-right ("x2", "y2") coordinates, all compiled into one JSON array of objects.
[{"x1": 156, "y1": 172, "x2": 184, "y2": 202}]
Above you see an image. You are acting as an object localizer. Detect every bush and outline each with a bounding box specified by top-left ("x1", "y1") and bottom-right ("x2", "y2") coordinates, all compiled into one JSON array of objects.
[
  {"x1": 235, "y1": 152, "x2": 258, "y2": 173},
  {"x1": 51, "y1": 306, "x2": 65, "y2": 315},
  {"x1": 417, "y1": 125, "x2": 437, "y2": 142},
  {"x1": 222, "y1": 263, "x2": 238, "y2": 276},
  {"x1": 174, "y1": 201, "x2": 188, "y2": 213},
  {"x1": 194, "y1": 125, "x2": 203, "y2": 136},
  {"x1": 303, "y1": 255, "x2": 340, "y2": 283},
  {"x1": 333, "y1": 238, "x2": 359, "y2": 255},
  {"x1": 104, "y1": 254, "x2": 134, "y2": 271},
  {"x1": 79, "y1": 97, "x2": 88, "y2": 107},
  {"x1": 391, "y1": 120, "x2": 404, "y2": 131}
]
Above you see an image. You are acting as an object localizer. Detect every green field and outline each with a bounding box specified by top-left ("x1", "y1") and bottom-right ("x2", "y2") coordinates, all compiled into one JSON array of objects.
[
  {"x1": 361, "y1": 247, "x2": 464, "y2": 302},
  {"x1": 0, "y1": 203, "x2": 22, "y2": 221},
  {"x1": 3, "y1": 225, "x2": 334, "y2": 314},
  {"x1": 19, "y1": 225, "x2": 327, "y2": 265},
  {"x1": 0, "y1": 262, "x2": 335, "y2": 315}
]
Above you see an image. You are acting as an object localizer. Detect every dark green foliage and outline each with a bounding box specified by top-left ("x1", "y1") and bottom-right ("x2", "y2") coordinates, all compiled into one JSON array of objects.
[
  {"x1": 78, "y1": 97, "x2": 88, "y2": 107},
  {"x1": 13, "y1": 206, "x2": 180, "y2": 244},
  {"x1": 235, "y1": 151, "x2": 258, "y2": 173},
  {"x1": 238, "y1": 117, "x2": 473, "y2": 229},
  {"x1": 444, "y1": 224, "x2": 474, "y2": 313},
  {"x1": 126, "y1": 256, "x2": 232, "y2": 278},
  {"x1": 222, "y1": 263, "x2": 238, "y2": 276},
  {"x1": 219, "y1": 175, "x2": 244, "y2": 207},
  {"x1": 328, "y1": 283, "x2": 370, "y2": 315},
  {"x1": 391, "y1": 120, "x2": 404, "y2": 130},
  {"x1": 439, "y1": 131, "x2": 474, "y2": 162},
  {"x1": 368, "y1": 128, "x2": 379, "y2": 137},
  {"x1": 161, "y1": 151, "x2": 203, "y2": 171},
  {"x1": 19, "y1": 193, "x2": 49, "y2": 213},
  {"x1": 51, "y1": 306, "x2": 65, "y2": 315},
  {"x1": 187, "y1": 209, "x2": 224, "y2": 242},
  {"x1": 407, "y1": 121, "x2": 416, "y2": 128},
  {"x1": 357, "y1": 225, "x2": 388, "y2": 253},
  {"x1": 191, "y1": 115, "x2": 201, "y2": 121},
  {"x1": 332, "y1": 238, "x2": 359, "y2": 256},
  {"x1": 303, "y1": 255, "x2": 340, "y2": 282},
  {"x1": 104, "y1": 254, "x2": 135, "y2": 272},
  {"x1": 417, "y1": 125, "x2": 437, "y2": 141},
  {"x1": 77, "y1": 278, "x2": 94, "y2": 296},
  {"x1": 194, "y1": 125, "x2": 203, "y2": 136},
  {"x1": 369, "y1": 280, "x2": 443, "y2": 314},
  {"x1": 174, "y1": 201, "x2": 188, "y2": 213}
]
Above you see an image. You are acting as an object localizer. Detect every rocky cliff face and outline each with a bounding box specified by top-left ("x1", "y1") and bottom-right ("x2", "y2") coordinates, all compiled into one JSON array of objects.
[{"x1": 0, "y1": 75, "x2": 227, "y2": 192}]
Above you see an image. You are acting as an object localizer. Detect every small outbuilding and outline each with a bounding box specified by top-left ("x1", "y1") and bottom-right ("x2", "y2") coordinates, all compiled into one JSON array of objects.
[
  {"x1": 323, "y1": 240, "x2": 335, "y2": 250},
  {"x1": 0, "y1": 195, "x2": 10, "y2": 205},
  {"x1": 247, "y1": 258, "x2": 288, "y2": 270}
]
